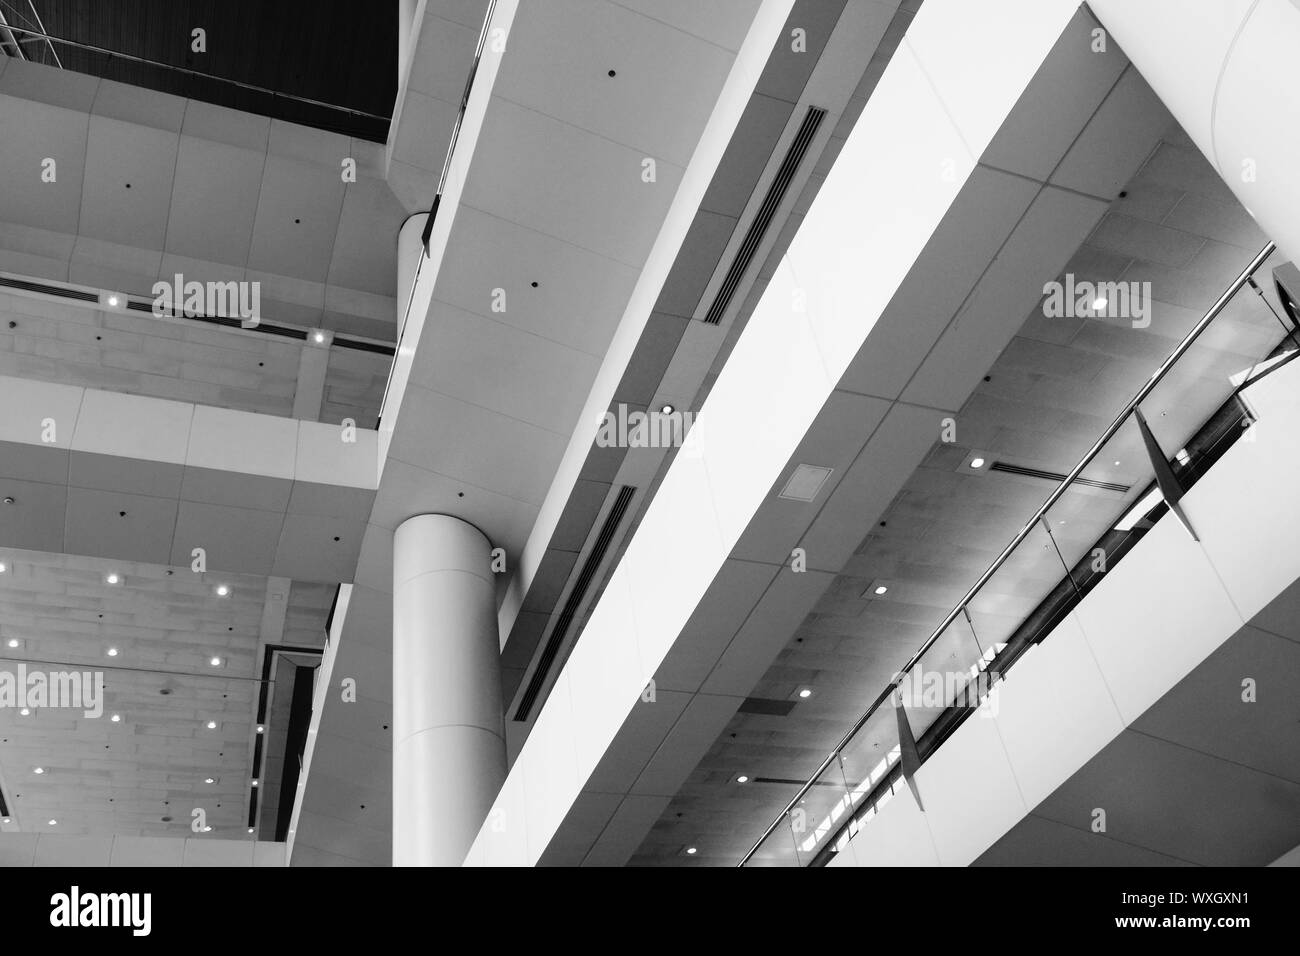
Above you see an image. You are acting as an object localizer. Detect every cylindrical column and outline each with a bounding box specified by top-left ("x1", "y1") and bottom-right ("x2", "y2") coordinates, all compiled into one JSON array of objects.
[
  {"x1": 393, "y1": 514, "x2": 506, "y2": 866},
  {"x1": 1090, "y1": 0, "x2": 1300, "y2": 260},
  {"x1": 396, "y1": 212, "x2": 428, "y2": 329}
]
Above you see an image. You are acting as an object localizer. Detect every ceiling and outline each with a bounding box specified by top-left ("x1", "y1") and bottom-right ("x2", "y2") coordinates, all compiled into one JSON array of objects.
[
  {"x1": 628, "y1": 121, "x2": 1288, "y2": 863},
  {"x1": 0, "y1": 547, "x2": 330, "y2": 838},
  {"x1": 6, "y1": 0, "x2": 396, "y2": 139},
  {"x1": 0, "y1": 56, "x2": 407, "y2": 342}
]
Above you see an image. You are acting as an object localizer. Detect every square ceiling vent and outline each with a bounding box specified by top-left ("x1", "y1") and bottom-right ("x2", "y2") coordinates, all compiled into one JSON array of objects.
[{"x1": 779, "y1": 464, "x2": 833, "y2": 502}]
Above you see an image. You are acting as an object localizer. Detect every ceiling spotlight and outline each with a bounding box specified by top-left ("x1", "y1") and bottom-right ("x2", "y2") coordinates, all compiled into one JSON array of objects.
[
  {"x1": 970, "y1": 457, "x2": 986, "y2": 469},
  {"x1": 251, "y1": 779, "x2": 259, "y2": 788},
  {"x1": 685, "y1": 846, "x2": 698, "y2": 855},
  {"x1": 247, "y1": 827, "x2": 255, "y2": 834},
  {"x1": 660, "y1": 404, "x2": 675, "y2": 415},
  {"x1": 874, "y1": 585, "x2": 888, "y2": 595},
  {"x1": 209, "y1": 656, "x2": 222, "y2": 667},
  {"x1": 215, "y1": 584, "x2": 230, "y2": 597},
  {"x1": 6, "y1": 638, "x2": 18, "y2": 648},
  {"x1": 256, "y1": 724, "x2": 264, "y2": 734},
  {"x1": 48, "y1": 819, "x2": 57, "y2": 826},
  {"x1": 1092, "y1": 296, "x2": 1108, "y2": 312},
  {"x1": 204, "y1": 777, "x2": 215, "y2": 784},
  {"x1": 33, "y1": 766, "x2": 44, "y2": 774},
  {"x1": 202, "y1": 825, "x2": 212, "y2": 833},
  {"x1": 798, "y1": 688, "x2": 813, "y2": 699},
  {"x1": 106, "y1": 647, "x2": 119, "y2": 657},
  {"x1": 106, "y1": 294, "x2": 121, "y2": 308},
  {"x1": 110, "y1": 714, "x2": 121, "y2": 723},
  {"x1": 206, "y1": 720, "x2": 217, "y2": 730},
  {"x1": 19, "y1": 707, "x2": 30, "y2": 716},
  {"x1": 0, "y1": 562, "x2": 6, "y2": 572},
  {"x1": 2, "y1": 817, "x2": 10, "y2": 824},
  {"x1": 105, "y1": 572, "x2": 120, "y2": 585},
  {"x1": 736, "y1": 775, "x2": 750, "y2": 784},
  {"x1": 312, "y1": 330, "x2": 327, "y2": 344}
]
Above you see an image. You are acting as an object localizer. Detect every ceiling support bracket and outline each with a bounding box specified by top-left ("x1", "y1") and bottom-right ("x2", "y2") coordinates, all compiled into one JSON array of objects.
[
  {"x1": 891, "y1": 686, "x2": 925, "y2": 812},
  {"x1": 1134, "y1": 407, "x2": 1198, "y2": 542}
]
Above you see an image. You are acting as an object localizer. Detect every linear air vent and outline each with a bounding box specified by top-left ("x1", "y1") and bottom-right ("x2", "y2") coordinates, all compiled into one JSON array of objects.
[
  {"x1": 737, "y1": 697, "x2": 798, "y2": 716},
  {"x1": 701, "y1": 105, "x2": 827, "y2": 326},
  {"x1": 0, "y1": 275, "x2": 99, "y2": 302},
  {"x1": 989, "y1": 460, "x2": 1131, "y2": 494},
  {"x1": 514, "y1": 485, "x2": 638, "y2": 722}
]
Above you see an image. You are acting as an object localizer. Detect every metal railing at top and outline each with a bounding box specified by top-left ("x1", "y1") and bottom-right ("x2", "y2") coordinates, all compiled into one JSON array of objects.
[{"x1": 739, "y1": 239, "x2": 1281, "y2": 866}]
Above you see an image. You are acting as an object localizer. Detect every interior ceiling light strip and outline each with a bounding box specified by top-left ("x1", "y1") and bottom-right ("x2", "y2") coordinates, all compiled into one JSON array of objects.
[
  {"x1": 702, "y1": 105, "x2": 826, "y2": 326},
  {"x1": 514, "y1": 485, "x2": 637, "y2": 722},
  {"x1": 988, "y1": 460, "x2": 1130, "y2": 494},
  {"x1": 0, "y1": 276, "x2": 395, "y2": 356}
]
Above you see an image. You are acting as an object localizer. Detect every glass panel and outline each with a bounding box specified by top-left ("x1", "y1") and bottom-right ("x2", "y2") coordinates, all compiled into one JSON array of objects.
[
  {"x1": 899, "y1": 617, "x2": 983, "y2": 743},
  {"x1": 965, "y1": 517, "x2": 1056, "y2": 653},
  {"x1": 743, "y1": 811, "x2": 802, "y2": 867},
  {"x1": 833, "y1": 704, "x2": 900, "y2": 860},
  {"x1": 787, "y1": 757, "x2": 855, "y2": 865}
]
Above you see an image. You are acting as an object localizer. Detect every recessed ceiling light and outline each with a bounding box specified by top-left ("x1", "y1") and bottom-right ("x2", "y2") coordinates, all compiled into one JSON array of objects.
[
  {"x1": 6, "y1": 638, "x2": 18, "y2": 648},
  {"x1": 209, "y1": 656, "x2": 222, "y2": 667},
  {"x1": 19, "y1": 707, "x2": 30, "y2": 716},
  {"x1": 874, "y1": 585, "x2": 888, "y2": 595},
  {"x1": 798, "y1": 688, "x2": 813, "y2": 699},
  {"x1": 110, "y1": 714, "x2": 121, "y2": 723},
  {"x1": 215, "y1": 584, "x2": 230, "y2": 597},
  {"x1": 736, "y1": 775, "x2": 749, "y2": 784},
  {"x1": 251, "y1": 779, "x2": 259, "y2": 788},
  {"x1": 970, "y1": 457, "x2": 986, "y2": 469},
  {"x1": 779, "y1": 464, "x2": 834, "y2": 502},
  {"x1": 106, "y1": 294, "x2": 121, "y2": 307},
  {"x1": 2, "y1": 817, "x2": 10, "y2": 824},
  {"x1": 106, "y1": 647, "x2": 119, "y2": 657},
  {"x1": 48, "y1": 819, "x2": 57, "y2": 826},
  {"x1": 1092, "y1": 296, "x2": 1108, "y2": 311},
  {"x1": 312, "y1": 330, "x2": 327, "y2": 344},
  {"x1": 206, "y1": 720, "x2": 217, "y2": 730},
  {"x1": 204, "y1": 777, "x2": 215, "y2": 784},
  {"x1": 247, "y1": 827, "x2": 255, "y2": 834},
  {"x1": 0, "y1": 562, "x2": 7, "y2": 573},
  {"x1": 685, "y1": 846, "x2": 698, "y2": 855},
  {"x1": 202, "y1": 825, "x2": 212, "y2": 832},
  {"x1": 105, "y1": 572, "x2": 120, "y2": 585},
  {"x1": 33, "y1": 766, "x2": 44, "y2": 774},
  {"x1": 256, "y1": 724, "x2": 264, "y2": 734},
  {"x1": 660, "y1": 404, "x2": 675, "y2": 415}
]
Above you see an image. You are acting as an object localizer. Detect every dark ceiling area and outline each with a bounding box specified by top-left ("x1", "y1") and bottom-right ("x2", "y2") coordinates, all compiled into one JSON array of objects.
[{"x1": 4, "y1": 0, "x2": 396, "y2": 140}]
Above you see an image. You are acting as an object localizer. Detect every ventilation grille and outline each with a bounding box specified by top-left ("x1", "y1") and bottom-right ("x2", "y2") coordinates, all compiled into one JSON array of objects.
[
  {"x1": 990, "y1": 460, "x2": 1130, "y2": 494},
  {"x1": 0, "y1": 275, "x2": 98, "y2": 302},
  {"x1": 514, "y1": 485, "x2": 637, "y2": 722},
  {"x1": 702, "y1": 105, "x2": 826, "y2": 326},
  {"x1": 737, "y1": 696, "x2": 797, "y2": 716}
]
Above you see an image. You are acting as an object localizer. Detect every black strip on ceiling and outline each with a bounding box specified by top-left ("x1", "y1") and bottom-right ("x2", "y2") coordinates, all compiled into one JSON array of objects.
[
  {"x1": 738, "y1": 697, "x2": 797, "y2": 716},
  {"x1": 514, "y1": 485, "x2": 637, "y2": 722},
  {"x1": 274, "y1": 665, "x2": 317, "y2": 841},
  {"x1": 989, "y1": 460, "x2": 1131, "y2": 494},
  {"x1": 0, "y1": 275, "x2": 99, "y2": 302},
  {"x1": 702, "y1": 105, "x2": 827, "y2": 326}
]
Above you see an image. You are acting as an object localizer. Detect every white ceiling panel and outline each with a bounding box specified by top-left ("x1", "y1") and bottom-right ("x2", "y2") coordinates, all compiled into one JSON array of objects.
[
  {"x1": 328, "y1": 178, "x2": 406, "y2": 296},
  {"x1": 246, "y1": 156, "x2": 347, "y2": 283},
  {"x1": 611, "y1": 0, "x2": 763, "y2": 51},
  {"x1": 79, "y1": 115, "x2": 178, "y2": 248},
  {"x1": 0, "y1": 95, "x2": 87, "y2": 233},
  {"x1": 430, "y1": 204, "x2": 639, "y2": 356},
  {"x1": 497, "y1": 0, "x2": 736, "y2": 167},
  {"x1": 164, "y1": 136, "x2": 264, "y2": 266},
  {"x1": 462, "y1": 98, "x2": 684, "y2": 268}
]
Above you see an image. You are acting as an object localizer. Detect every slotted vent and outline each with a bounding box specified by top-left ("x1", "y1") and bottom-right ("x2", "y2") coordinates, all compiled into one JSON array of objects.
[
  {"x1": 0, "y1": 275, "x2": 98, "y2": 302},
  {"x1": 990, "y1": 460, "x2": 1130, "y2": 494},
  {"x1": 514, "y1": 485, "x2": 638, "y2": 722},
  {"x1": 702, "y1": 105, "x2": 826, "y2": 326}
]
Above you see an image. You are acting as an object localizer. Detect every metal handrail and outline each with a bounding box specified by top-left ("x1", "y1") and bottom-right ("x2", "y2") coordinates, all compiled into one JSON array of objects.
[
  {"x1": 0, "y1": 24, "x2": 389, "y2": 121},
  {"x1": 739, "y1": 239, "x2": 1278, "y2": 866}
]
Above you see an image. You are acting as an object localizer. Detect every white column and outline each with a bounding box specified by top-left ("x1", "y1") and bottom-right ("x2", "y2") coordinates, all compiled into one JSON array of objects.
[
  {"x1": 397, "y1": 0, "x2": 418, "y2": 89},
  {"x1": 1090, "y1": 0, "x2": 1300, "y2": 260},
  {"x1": 392, "y1": 514, "x2": 506, "y2": 867},
  {"x1": 396, "y1": 212, "x2": 428, "y2": 330}
]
